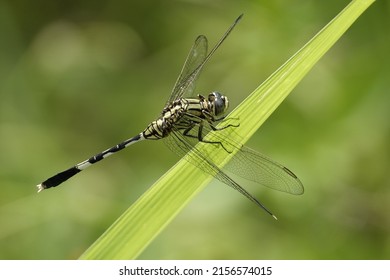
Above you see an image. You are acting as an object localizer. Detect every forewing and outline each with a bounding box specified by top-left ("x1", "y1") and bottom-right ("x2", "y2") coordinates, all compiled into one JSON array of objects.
[
  {"x1": 166, "y1": 14, "x2": 243, "y2": 106},
  {"x1": 167, "y1": 35, "x2": 208, "y2": 106}
]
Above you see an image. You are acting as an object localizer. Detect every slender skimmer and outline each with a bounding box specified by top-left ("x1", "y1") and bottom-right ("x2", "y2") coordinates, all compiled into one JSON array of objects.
[{"x1": 37, "y1": 14, "x2": 304, "y2": 218}]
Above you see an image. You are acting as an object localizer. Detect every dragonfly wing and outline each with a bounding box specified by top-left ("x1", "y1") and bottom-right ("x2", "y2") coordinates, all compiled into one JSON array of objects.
[
  {"x1": 224, "y1": 146, "x2": 304, "y2": 195},
  {"x1": 166, "y1": 14, "x2": 243, "y2": 106},
  {"x1": 167, "y1": 35, "x2": 208, "y2": 106},
  {"x1": 180, "y1": 119, "x2": 304, "y2": 195},
  {"x1": 164, "y1": 127, "x2": 275, "y2": 216}
]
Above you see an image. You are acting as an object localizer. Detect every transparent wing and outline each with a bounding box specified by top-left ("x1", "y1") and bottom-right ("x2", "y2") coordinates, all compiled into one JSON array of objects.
[
  {"x1": 166, "y1": 14, "x2": 243, "y2": 106},
  {"x1": 225, "y1": 146, "x2": 304, "y2": 195},
  {"x1": 168, "y1": 117, "x2": 304, "y2": 195},
  {"x1": 164, "y1": 127, "x2": 275, "y2": 216},
  {"x1": 167, "y1": 35, "x2": 208, "y2": 106}
]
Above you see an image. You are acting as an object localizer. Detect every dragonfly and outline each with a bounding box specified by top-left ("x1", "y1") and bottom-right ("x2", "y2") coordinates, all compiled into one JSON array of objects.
[{"x1": 37, "y1": 14, "x2": 304, "y2": 219}]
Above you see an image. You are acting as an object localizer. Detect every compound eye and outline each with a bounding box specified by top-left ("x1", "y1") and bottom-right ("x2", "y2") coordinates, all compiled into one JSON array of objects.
[{"x1": 209, "y1": 91, "x2": 228, "y2": 116}]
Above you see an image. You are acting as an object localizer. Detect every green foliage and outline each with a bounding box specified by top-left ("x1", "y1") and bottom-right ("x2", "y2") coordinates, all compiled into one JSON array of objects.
[{"x1": 1, "y1": 0, "x2": 387, "y2": 260}]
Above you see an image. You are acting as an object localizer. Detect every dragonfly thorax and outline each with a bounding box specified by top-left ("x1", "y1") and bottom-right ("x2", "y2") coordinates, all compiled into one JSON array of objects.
[{"x1": 143, "y1": 92, "x2": 229, "y2": 140}]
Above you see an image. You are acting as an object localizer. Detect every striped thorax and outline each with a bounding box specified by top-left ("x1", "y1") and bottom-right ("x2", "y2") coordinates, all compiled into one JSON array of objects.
[{"x1": 143, "y1": 92, "x2": 229, "y2": 140}]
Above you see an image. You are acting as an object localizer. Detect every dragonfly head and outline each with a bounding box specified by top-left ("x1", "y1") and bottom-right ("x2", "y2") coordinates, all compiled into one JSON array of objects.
[{"x1": 208, "y1": 92, "x2": 229, "y2": 117}]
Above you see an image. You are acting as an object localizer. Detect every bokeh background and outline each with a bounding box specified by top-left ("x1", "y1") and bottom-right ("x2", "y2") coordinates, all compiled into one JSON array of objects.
[{"x1": 0, "y1": 0, "x2": 388, "y2": 259}]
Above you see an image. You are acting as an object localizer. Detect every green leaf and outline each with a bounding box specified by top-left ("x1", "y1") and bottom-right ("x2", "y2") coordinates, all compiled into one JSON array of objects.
[{"x1": 79, "y1": 0, "x2": 375, "y2": 260}]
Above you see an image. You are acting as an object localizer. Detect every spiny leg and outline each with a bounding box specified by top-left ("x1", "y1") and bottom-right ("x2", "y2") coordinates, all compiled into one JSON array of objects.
[
  {"x1": 201, "y1": 110, "x2": 240, "y2": 130},
  {"x1": 209, "y1": 120, "x2": 239, "y2": 131},
  {"x1": 182, "y1": 121, "x2": 231, "y2": 153}
]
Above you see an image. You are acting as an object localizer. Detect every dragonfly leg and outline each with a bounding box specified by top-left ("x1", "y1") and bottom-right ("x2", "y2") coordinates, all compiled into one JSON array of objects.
[
  {"x1": 181, "y1": 112, "x2": 236, "y2": 152},
  {"x1": 209, "y1": 120, "x2": 239, "y2": 131},
  {"x1": 202, "y1": 110, "x2": 240, "y2": 130},
  {"x1": 181, "y1": 120, "x2": 230, "y2": 152},
  {"x1": 197, "y1": 122, "x2": 233, "y2": 153}
]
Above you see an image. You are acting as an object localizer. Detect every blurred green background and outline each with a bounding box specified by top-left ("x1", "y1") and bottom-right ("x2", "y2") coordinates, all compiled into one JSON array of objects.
[{"x1": 0, "y1": 0, "x2": 388, "y2": 259}]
